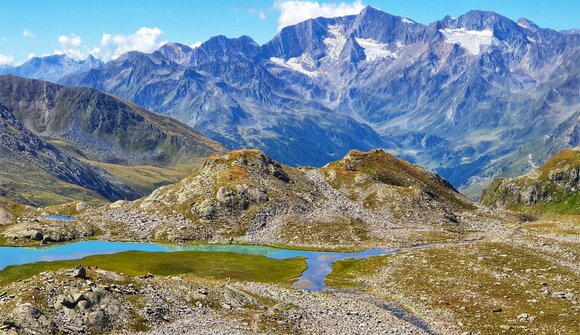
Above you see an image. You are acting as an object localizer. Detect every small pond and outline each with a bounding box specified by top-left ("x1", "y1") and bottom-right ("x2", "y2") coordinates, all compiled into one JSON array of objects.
[
  {"x1": 0, "y1": 241, "x2": 396, "y2": 290},
  {"x1": 43, "y1": 215, "x2": 75, "y2": 221}
]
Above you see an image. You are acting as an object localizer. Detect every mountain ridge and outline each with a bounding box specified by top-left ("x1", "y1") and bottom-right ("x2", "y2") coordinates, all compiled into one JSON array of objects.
[{"x1": 7, "y1": 7, "x2": 579, "y2": 197}]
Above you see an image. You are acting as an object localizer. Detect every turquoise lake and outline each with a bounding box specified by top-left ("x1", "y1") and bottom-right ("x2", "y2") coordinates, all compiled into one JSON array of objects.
[{"x1": 0, "y1": 241, "x2": 396, "y2": 290}]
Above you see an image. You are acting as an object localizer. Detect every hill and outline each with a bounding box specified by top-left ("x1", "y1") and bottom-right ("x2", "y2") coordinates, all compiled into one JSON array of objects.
[
  {"x1": 85, "y1": 149, "x2": 480, "y2": 247},
  {"x1": 481, "y1": 147, "x2": 580, "y2": 214}
]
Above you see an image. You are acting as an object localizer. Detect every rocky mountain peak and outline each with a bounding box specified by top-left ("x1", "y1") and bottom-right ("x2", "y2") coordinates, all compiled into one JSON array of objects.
[
  {"x1": 516, "y1": 17, "x2": 541, "y2": 32},
  {"x1": 0, "y1": 54, "x2": 104, "y2": 83},
  {"x1": 156, "y1": 42, "x2": 194, "y2": 64}
]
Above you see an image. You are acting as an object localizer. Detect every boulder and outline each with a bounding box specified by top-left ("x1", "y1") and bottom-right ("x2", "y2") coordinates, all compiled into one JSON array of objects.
[
  {"x1": 8, "y1": 303, "x2": 55, "y2": 334},
  {"x1": 75, "y1": 202, "x2": 88, "y2": 212},
  {"x1": 67, "y1": 265, "x2": 87, "y2": 279},
  {"x1": 0, "y1": 208, "x2": 14, "y2": 226}
]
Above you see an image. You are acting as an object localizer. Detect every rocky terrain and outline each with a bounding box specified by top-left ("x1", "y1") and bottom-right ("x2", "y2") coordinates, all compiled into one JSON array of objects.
[
  {"x1": 0, "y1": 149, "x2": 501, "y2": 248},
  {"x1": 0, "y1": 150, "x2": 577, "y2": 335},
  {"x1": 0, "y1": 75, "x2": 225, "y2": 206},
  {"x1": 0, "y1": 265, "x2": 438, "y2": 335},
  {"x1": 481, "y1": 146, "x2": 580, "y2": 214}
]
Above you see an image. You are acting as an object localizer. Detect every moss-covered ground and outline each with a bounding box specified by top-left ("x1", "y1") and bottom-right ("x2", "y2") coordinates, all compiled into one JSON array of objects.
[
  {"x1": 0, "y1": 251, "x2": 306, "y2": 286},
  {"x1": 326, "y1": 238, "x2": 579, "y2": 335}
]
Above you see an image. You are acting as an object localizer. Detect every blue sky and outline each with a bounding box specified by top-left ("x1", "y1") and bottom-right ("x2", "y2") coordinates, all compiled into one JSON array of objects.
[{"x1": 0, "y1": 0, "x2": 578, "y2": 65}]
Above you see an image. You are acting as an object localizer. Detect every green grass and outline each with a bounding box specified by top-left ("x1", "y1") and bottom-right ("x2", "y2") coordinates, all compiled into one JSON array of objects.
[
  {"x1": 278, "y1": 217, "x2": 370, "y2": 245},
  {"x1": 0, "y1": 251, "x2": 306, "y2": 286},
  {"x1": 325, "y1": 256, "x2": 390, "y2": 289},
  {"x1": 512, "y1": 192, "x2": 580, "y2": 216}
]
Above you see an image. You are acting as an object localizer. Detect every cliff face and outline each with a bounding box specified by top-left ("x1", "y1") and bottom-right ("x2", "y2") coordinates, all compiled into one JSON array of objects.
[{"x1": 481, "y1": 147, "x2": 580, "y2": 214}]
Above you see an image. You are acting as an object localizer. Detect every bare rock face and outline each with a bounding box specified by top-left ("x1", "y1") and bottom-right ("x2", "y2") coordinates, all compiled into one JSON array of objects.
[
  {"x1": 1, "y1": 217, "x2": 95, "y2": 244},
  {"x1": 52, "y1": 286, "x2": 132, "y2": 333}
]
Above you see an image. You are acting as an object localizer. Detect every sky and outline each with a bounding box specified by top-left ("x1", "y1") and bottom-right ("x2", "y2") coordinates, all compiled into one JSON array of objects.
[{"x1": 0, "y1": 0, "x2": 578, "y2": 65}]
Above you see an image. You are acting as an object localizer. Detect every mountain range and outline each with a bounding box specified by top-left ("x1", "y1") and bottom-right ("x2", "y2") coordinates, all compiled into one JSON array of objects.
[
  {"x1": 0, "y1": 54, "x2": 103, "y2": 83},
  {"x1": 2, "y1": 7, "x2": 579, "y2": 198}
]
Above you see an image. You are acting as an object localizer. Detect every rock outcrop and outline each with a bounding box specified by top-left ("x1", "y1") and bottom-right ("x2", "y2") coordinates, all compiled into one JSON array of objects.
[{"x1": 481, "y1": 147, "x2": 580, "y2": 214}]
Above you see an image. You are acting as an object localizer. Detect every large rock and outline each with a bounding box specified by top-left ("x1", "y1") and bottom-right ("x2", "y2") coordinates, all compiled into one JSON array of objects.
[
  {"x1": 4, "y1": 303, "x2": 56, "y2": 334},
  {"x1": 0, "y1": 208, "x2": 14, "y2": 226}
]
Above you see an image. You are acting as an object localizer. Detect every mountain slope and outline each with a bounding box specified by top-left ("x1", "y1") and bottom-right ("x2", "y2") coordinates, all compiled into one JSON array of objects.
[
  {"x1": 0, "y1": 75, "x2": 225, "y2": 167},
  {"x1": 0, "y1": 76, "x2": 226, "y2": 206},
  {"x1": 90, "y1": 149, "x2": 478, "y2": 246},
  {"x1": 54, "y1": 7, "x2": 579, "y2": 194},
  {"x1": 0, "y1": 104, "x2": 135, "y2": 206},
  {"x1": 0, "y1": 55, "x2": 103, "y2": 83},
  {"x1": 62, "y1": 38, "x2": 387, "y2": 167},
  {"x1": 481, "y1": 147, "x2": 580, "y2": 214}
]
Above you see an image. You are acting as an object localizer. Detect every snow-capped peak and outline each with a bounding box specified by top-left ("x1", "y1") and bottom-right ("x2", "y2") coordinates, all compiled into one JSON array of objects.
[
  {"x1": 355, "y1": 38, "x2": 397, "y2": 61},
  {"x1": 269, "y1": 56, "x2": 319, "y2": 78},
  {"x1": 439, "y1": 28, "x2": 493, "y2": 55}
]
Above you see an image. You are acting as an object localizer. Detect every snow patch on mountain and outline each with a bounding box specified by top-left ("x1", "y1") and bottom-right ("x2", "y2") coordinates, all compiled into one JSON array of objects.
[
  {"x1": 439, "y1": 28, "x2": 493, "y2": 55},
  {"x1": 401, "y1": 18, "x2": 415, "y2": 24},
  {"x1": 270, "y1": 57, "x2": 319, "y2": 78},
  {"x1": 355, "y1": 38, "x2": 397, "y2": 61},
  {"x1": 324, "y1": 24, "x2": 347, "y2": 60}
]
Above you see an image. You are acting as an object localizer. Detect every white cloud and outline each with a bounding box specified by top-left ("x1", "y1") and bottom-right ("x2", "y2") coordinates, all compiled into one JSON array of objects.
[
  {"x1": 58, "y1": 33, "x2": 81, "y2": 47},
  {"x1": 90, "y1": 47, "x2": 101, "y2": 56},
  {"x1": 249, "y1": 8, "x2": 267, "y2": 20},
  {"x1": 190, "y1": 41, "x2": 202, "y2": 49},
  {"x1": 274, "y1": 0, "x2": 365, "y2": 31},
  {"x1": 55, "y1": 33, "x2": 86, "y2": 59},
  {"x1": 100, "y1": 27, "x2": 164, "y2": 60},
  {"x1": 27, "y1": 52, "x2": 36, "y2": 59},
  {"x1": 58, "y1": 35, "x2": 69, "y2": 45},
  {"x1": 0, "y1": 54, "x2": 14, "y2": 65},
  {"x1": 22, "y1": 29, "x2": 34, "y2": 38}
]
